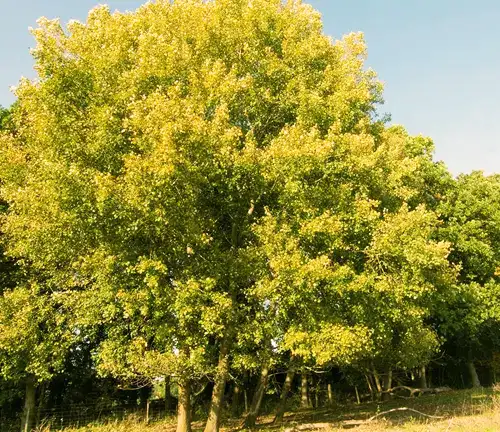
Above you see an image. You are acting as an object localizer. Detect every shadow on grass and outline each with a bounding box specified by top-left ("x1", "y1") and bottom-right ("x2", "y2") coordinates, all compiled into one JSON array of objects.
[{"x1": 228, "y1": 388, "x2": 497, "y2": 431}]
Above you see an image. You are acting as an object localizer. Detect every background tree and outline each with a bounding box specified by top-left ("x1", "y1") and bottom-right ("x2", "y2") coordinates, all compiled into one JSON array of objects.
[{"x1": 435, "y1": 172, "x2": 500, "y2": 387}]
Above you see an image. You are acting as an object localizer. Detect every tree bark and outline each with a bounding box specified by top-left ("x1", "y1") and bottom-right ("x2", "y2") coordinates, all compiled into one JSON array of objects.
[
  {"x1": 244, "y1": 389, "x2": 248, "y2": 413},
  {"x1": 35, "y1": 382, "x2": 46, "y2": 428},
  {"x1": 419, "y1": 366, "x2": 427, "y2": 389},
  {"x1": 230, "y1": 382, "x2": 241, "y2": 418},
  {"x1": 176, "y1": 377, "x2": 192, "y2": 432},
  {"x1": 300, "y1": 373, "x2": 310, "y2": 408},
  {"x1": 21, "y1": 375, "x2": 36, "y2": 432},
  {"x1": 467, "y1": 361, "x2": 481, "y2": 388},
  {"x1": 365, "y1": 374, "x2": 374, "y2": 401},
  {"x1": 327, "y1": 383, "x2": 333, "y2": 406},
  {"x1": 381, "y1": 369, "x2": 392, "y2": 401},
  {"x1": 428, "y1": 367, "x2": 433, "y2": 388},
  {"x1": 313, "y1": 376, "x2": 319, "y2": 408},
  {"x1": 244, "y1": 364, "x2": 269, "y2": 428},
  {"x1": 204, "y1": 335, "x2": 231, "y2": 432},
  {"x1": 274, "y1": 364, "x2": 295, "y2": 423},
  {"x1": 372, "y1": 367, "x2": 382, "y2": 401}
]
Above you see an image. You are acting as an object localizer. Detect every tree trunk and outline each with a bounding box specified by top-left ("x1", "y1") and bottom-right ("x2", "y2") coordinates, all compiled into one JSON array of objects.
[
  {"x1": 35, "y1": 382, "x2": 46, "y2": 428},
  {"x1": 313, "y1": 376, "x2": 319, "y2": 408},
  {"x1": 365, "y1": 374, "x2": 374, "y2": 401},
  {"x1": 327, "y1": 383, "x2": 333, "y2": 406},
  {"x1": 176, "y1": 377, "x2": 192, "y2": 432},
  {"x1": 372, "y1": 368, "x2": 382, "y2": 401},
  {"x1": 204, "y1": 335, "x2": 231, "y2": 432},
  {"x1": 244, "y1": 364, "x2": 269, "y2": 428},
  {"x1": 300, "y1": 373, "x2": 310, "y2": 408},
  {"x1": 230, "y1": 382, "x2": 241, "y2": 418},
  {"x1": 273, "y1": 364, "x2": 295, "y2": 423},
  {"x1": 381, "y1": 369, "x2": 392, "y2": 401},
  {"x1": 21, "y1": 375, "x2": 36, "y2": 432},
  {"x1": 467, "y1": 361, "x2": 481, "y2": 388},
  {"x1": 384, "y1": 370, "x2": 392, "y2": 391},
  {"x1": 419, "y1": 366, "x2": 427, "y2": 389}
]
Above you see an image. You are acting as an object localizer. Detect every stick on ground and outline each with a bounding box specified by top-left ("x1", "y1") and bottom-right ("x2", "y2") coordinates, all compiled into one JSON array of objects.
[{"x1": 368, "y1": 407, "x2": 445, "y2": 422}]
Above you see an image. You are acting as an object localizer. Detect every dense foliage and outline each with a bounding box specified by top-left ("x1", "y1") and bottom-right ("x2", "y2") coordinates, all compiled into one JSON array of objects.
[{"x1": 0, "y1": 1, "x2": 499, "y2": 431}]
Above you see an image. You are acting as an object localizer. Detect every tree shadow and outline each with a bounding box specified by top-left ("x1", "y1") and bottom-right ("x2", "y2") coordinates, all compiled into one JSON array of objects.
[{"x1": 227, "y1": 389, "x2": 496, "y2": 431}]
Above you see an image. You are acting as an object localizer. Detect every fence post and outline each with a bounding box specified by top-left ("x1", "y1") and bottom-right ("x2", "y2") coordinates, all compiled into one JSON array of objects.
[{"x1": 146, "y1": 399, "x2": 150, "y2": 424}]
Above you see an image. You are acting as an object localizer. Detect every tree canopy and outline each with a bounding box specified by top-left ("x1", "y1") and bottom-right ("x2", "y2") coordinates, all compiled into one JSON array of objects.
[{"x1": 0, "y1": 1, "x2": 499, "y2": 431}]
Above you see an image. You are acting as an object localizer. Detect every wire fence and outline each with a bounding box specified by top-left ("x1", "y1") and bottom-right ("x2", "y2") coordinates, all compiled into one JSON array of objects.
[{"x1": 0, "y1": 399, "x2": 175, "y2": 432}]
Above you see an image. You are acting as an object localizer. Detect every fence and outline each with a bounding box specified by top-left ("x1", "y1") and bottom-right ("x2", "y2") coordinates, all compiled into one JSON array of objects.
[{"x1": 0, "y1": 399, "x2": 174, "y2": 432}]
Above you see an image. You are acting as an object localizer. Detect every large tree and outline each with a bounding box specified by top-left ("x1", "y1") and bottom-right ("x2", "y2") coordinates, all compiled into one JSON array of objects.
[{"x1": 0, "y1": 0, "x2": 461, "y2": 430}]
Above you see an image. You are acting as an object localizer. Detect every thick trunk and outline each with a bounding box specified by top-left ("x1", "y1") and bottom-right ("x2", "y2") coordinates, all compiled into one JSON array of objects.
[
  {"x1": 204, "y1": 336, "x2": 231, "y2": 432},
  {"x1": 327, "y1": 383, "x2": 333, "y2": 406},
  {"x1": 21, "y1": 376, "x2": 36, "y2": 432},
  {"x1": 230, "y1": 382, "x2": 241, "y2": 418},
  {"x1": 300, "y1": 373, "x2": 309, "y2": 408},
  {"x1": 273, "y1": 365, "x2": 295, "y2": 423},
  {"x1": 419, "y1": 366, "x2": 427, "y2": 389},
  {"x1": 467, "y1": 361, "x2": 481, "y2": 388},
  {"x1": 244, "y1": 364, "x2": 269, "y2": 428},
  {"x1": 176, "y1": 377, "x2": 192, "y2": 432}
]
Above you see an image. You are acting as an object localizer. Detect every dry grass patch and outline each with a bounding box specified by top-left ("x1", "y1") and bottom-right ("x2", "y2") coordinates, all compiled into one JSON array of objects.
[{"x1": 38, "y1": 388, "x2": 500, "y2": 432}]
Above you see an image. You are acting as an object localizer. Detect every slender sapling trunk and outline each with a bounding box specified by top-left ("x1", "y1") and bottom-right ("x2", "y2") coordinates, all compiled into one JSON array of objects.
[
  {"x1": 244, "y1": 364, "x2": 269, "y2": 428},
  {"x1": 274, "y1": 363, "x2": 295, "y2": 423}
]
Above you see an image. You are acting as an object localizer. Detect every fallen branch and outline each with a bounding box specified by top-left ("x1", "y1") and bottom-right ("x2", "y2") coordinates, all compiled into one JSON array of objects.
[
  {"x1": 383, "y1": 386, "x2": 452, "y2": 397},
  {"x1": 368, "y1": 407, "x2": 445, "y2": 422},
  {"x1": 283, "y1": 422, "x2": 331, "y2": 432}
]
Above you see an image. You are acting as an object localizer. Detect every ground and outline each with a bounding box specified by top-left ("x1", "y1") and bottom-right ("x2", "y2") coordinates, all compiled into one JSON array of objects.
[{"x1": 55, "y1": 388, "x2": 500, "y2": 432}]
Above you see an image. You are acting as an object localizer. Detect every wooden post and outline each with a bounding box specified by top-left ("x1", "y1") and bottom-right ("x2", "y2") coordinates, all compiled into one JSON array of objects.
[{"x1": 146, "y1": 399, "x2": 150, "y2": 424}]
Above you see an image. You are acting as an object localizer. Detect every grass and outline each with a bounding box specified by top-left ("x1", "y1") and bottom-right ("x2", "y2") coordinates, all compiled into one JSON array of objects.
[{"x1": 39, "y1": 388, "x2": 500, "y2": 432}]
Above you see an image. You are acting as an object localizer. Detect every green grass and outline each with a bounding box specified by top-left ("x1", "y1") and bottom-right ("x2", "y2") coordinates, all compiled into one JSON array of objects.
[{"x1": 39, "y1": 388, "x2": 500, "y2": 432}]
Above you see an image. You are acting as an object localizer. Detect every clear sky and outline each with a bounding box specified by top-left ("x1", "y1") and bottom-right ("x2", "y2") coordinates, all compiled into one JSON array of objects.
[{"x1": 1, "y1": 0, "x2": 499, "y2": 175}]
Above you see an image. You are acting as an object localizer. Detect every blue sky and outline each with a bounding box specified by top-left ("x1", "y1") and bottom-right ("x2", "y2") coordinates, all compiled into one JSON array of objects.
[{"x1": 1, "y1": 0, "x2": 499, "y2": 175}]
